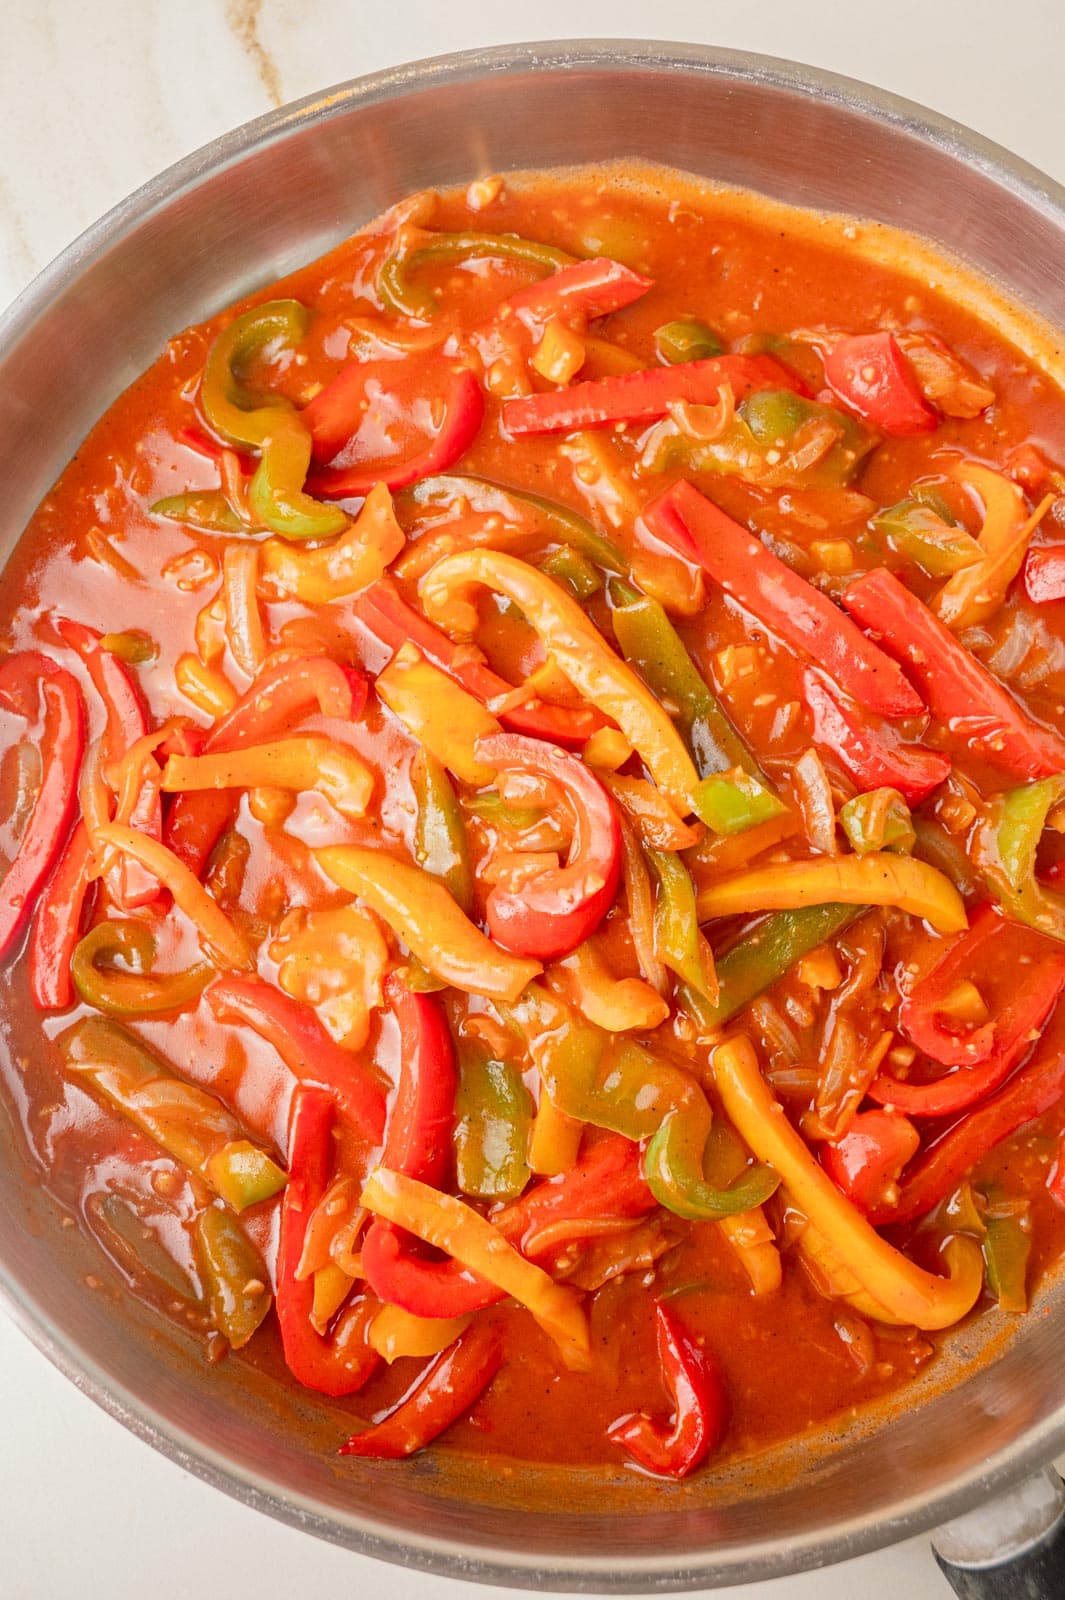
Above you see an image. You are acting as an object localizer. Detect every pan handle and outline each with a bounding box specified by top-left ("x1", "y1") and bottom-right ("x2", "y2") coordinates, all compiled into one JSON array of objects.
[{"x1": 931, "y1": 1467, "x2": 1065, "y2": 1598}]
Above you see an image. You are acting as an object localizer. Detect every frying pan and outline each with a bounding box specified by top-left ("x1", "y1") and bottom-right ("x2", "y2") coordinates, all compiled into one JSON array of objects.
[{"x1": 1, "y1": 39, "x2": 1064, "y2": 1596}]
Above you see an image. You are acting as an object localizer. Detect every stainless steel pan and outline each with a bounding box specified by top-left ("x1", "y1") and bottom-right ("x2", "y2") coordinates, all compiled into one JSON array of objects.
[{"x1": 1, "y1": 39, "x2": 1064, "y2": 1596}]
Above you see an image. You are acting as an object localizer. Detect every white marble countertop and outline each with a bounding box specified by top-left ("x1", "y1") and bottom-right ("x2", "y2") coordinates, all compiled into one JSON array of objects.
[{"x1": 2, "y1": 2, "x2": 1064, "y2": 1596}]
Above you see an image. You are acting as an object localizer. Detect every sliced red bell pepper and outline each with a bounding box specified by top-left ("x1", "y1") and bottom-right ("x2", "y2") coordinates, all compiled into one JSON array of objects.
[
  {"x1": 802, "y1": 669, "x2": 950, "y2": 806},
  {"x1": 339, "y1": 1318, "x2": 504, "y2": 1458},
  {"x1": 56, "y1": 617, "x2": 160, "y2": 908},
  {"x1": 474, "y1": 732, "x2": 622, "y2": 960},
  {"x1": 843, "y1": 567, "x2": 1065, "y2": 779},
  {"x1": 206, "y1": 976, "x2": 387, "y2": 1143},
  {"x1": 29, "y1": 820, "x2": 95, "y2": 1010},
  {"x1": 821, "y1": 1110, "x2": 921, "y2": 1214},
  {"x1": 361, "y1": 980, "x2": 504, "y2": 1319},
  {"x1": 0, "y1": 652, "x2": 86, "y2": 963},
  {"x1": 868, "y1": 905, "x2": 1065, "y2": 1117},
  {"x1": 353, "y1": 576, "x2": 605, "y2": 749},
  {"x1": 502, "y1": 353, "x2": 803, "y2": 437},
  {"x1": 501, "y1": 257, "x2": 652, "y2": 328},
  {"x1": 1023, "y1": 546, "x2": 1065, "y2": 606},
  {"x1": 276, "y1": 1084, "x2": 380, "y2": 1396},
  {"x1": 869, "y1": 1004, "x2": 1065, "y2": 1226},
  {"x1": 493, "y1": 1132, "x2": 654, "y2": 1253},
  {"x1": 164, "y1": 655, "x2": 366, "y2": 874},
  {"x1": 646, "y1": 481, "x2": 923, "y2": 718},
  {"x1": 606, "y1": 1300, "x2": 727, "y2": 1478},
  {"x1": 822, "y1": 332, "x2": 937, "y2": 436},
  {"x1": 305, "y1": 361, "x2": 484, "y2": 499}
]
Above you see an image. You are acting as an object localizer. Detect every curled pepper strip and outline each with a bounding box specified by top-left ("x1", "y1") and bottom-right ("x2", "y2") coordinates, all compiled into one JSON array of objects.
[
  {"x1": 199, "y1": 299, "x2": 346, "y2": 540},
  {"x1": 931, "y1": 464, "x2": 1052, "y2": 632},
  {"x1": 206, "y1": 976, "x2": 387, "y2": 1144},
  {"x1": 306, "y1": 365, "x2": 485, "y2": 500},
  {"x1": 420, "y1": 550, "x2": 698, "y2": 810},
  {"x1": 360, "y1": 1168, "x2": 591, "y2": 1370},
  {"x1": 315, "y1": 846, "x2": 541, "y2": 1002},
  {"x1": 696, "y1": 854, "x2": 966, "y2": 936},
  {"x1": 712, "y1": 1034, "x2": 983, "y2": 1330},
  {"x1": 378, "y1": 230, "x2": 575, "y2": 321},
  {"x1": 339, "y1": 1319, "x2": 504, "y2": 1459},
  {"x1": 0, "y1": 651, "x2": 86, "y2": 961},
  {"x1": 71, "y1": 920, "x2": 213, "y2": 1016},
  {"x1": 200, "y1": 298, "x2": 309, "y2": 448},
  {"x1": 474, "y1": 732, "x2": 622, "y2": 960},
  {"x1": 354, "y1": 576, "x2": 605, "y2": 749},
  {"x1": 607, "y1": 1301, "x2": 727, "y2": 1478},
  {"x1": 247, "y1": 413, "x2": 350, "y2": 542},
  {"x1": 645, "y1": 481, "x2": 923, "y2": 720},
  {"x1": 260, "y1": 481, "x2": 406, "y2": 604},
  {"x1": 276, "y1": 1085, "x2": 380, "y2": 1396}
]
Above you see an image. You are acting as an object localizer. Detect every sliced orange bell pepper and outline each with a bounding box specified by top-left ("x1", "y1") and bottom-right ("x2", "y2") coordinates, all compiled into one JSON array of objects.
[
  {"x1": 259, "y1": 481, "x2": 405, "y2": 603},
  {"x1": 711, "y1": 1034, "x2": 983, "y2": 1330},
  {"x1": 696, "y1": 853, "x2": 967, "y2": 935},
  {"x1": 315, "y1": 846, "x2": 541, "y2": 1001},
  {"x1": 161, "y1": 736, "x2": 374, "y2": 821},
  {"x1": 375, "y1": 644, "x2": 502, "y2": 785}
]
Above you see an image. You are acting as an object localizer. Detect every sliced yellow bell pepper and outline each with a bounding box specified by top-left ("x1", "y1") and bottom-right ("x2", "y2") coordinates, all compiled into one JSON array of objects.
[
  {"x1": 712, "y1": 1034, "x2": 983, "y2": 1330},
  {"x1": 161, "y1": 736, "x2": 374, "y2": 821},
  {"x1": 175, "y1": 653, "x2": 238, "y2": 719},
  {"x1": 419, "y1": 549, "x2": 698, "y2": 810},
  {"x1": 368, "y1": 1303, "x2": 473, "y2": 1363},
  {"x1": 259, "y1": 481, "x2": 406, "y2": 604},
  {"x1": 91, "y1": 822, "x2": 253, "y2": 970},
  {"x1": 560, "y1": 937, "x2": 670, "y2": 1032},
  {"x1": 528, "y1": 1088, "x2": 584, "y2": 1176},
  {"x1": 719, "y1": 1206, "x2": 782, "y2": 1297},
  {"x1": 932, "y1": 463, "x2": 1054, "y2": 632},
  {"x1": 360, "y1": 1167, "x2": 591, "y2": 1369},
  {"x1": 696, "y1": 852, "x2": 966, "y2": 935},
  {"x1": 315, "y1": 846, "x2": 541, "y2": 1002},
  {"x1": 376, "y1": 644, "x2": 502, "y2": 785}
]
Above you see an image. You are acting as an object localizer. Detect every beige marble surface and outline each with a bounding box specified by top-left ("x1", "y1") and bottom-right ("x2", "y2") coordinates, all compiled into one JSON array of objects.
[{"x1": 2, "y1": 2, "x2": 1065, "y2": 1597}]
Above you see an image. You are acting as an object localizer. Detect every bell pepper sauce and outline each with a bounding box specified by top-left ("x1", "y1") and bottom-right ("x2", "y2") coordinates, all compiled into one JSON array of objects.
[{"x1": 3, "y1": 163, "x2": 1065, "y2": 1480}]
